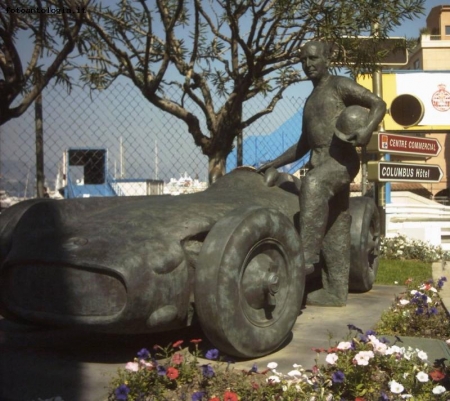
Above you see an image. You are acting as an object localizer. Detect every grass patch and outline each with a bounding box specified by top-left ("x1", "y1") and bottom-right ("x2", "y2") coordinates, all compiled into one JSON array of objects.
[{"x1": 375, "y1": 258, "x2": 433, "y2": 286}]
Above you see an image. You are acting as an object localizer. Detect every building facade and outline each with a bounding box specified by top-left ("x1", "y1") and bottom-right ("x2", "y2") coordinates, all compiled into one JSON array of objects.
[
  {"x1": 356, "y1": 6, "x2": 450, "y2": 201},
  {"x1": 405, "y1": 5, "x2": 450, "y2": 71}
]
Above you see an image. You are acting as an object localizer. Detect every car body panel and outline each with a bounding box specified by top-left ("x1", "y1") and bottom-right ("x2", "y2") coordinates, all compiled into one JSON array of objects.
[{"x1": 0, "y1": 170, "x2": 300, "y2": 333}]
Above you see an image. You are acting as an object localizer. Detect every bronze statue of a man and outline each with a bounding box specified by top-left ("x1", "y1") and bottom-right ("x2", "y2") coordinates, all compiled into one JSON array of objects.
[{"x1": 258, "y1": 41, "x2": 386, "y2": 306}]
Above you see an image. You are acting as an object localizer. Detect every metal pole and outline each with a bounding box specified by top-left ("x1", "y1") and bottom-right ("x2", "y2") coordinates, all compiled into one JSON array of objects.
[
  {"x1": 372, "y1": 22, "x2": 386, "y2": 235},
  {"x1": 373, "y1": 73, "x2": 386, "y2": 236},
  {"x1": 35, "y1": 93, "x2": 45, "y2": 198}
]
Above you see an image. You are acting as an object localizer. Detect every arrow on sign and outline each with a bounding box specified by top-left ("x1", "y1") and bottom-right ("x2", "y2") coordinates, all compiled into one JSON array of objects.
[
  {"x1": 368, "y1": 161, "x2": 443, "y2": 183},
  {"x1": 367, "y1": 132, "x2": 442, "y2": 157}
]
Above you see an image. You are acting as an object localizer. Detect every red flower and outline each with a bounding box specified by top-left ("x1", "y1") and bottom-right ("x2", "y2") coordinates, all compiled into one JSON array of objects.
[
  {"x1": 327, "y1": 347, "x2": 339, "y2": 353},
  {"x1": 190, "y1": 339, "x2": 203, "y2": 344},
  {"x1": 312, "y1": 347, "x2": 326, "y2": 353},
  {"x1": 224, "y1": 391, "x2": 239, "y2": 401},
  {"x1": 172, "y1": 353, "x2": 183, "y2": 365},
  {"x1": 172, "y1": 340, "x2": 184, "y2": 348},
  {"x1": 166, "y1": 367, "x2": 179, "y2": 380},
  {"x1": 355, "y1": 398, "x2": 366, "y2": 401},
  {"x1": 429, "y1": 370, "x2": 446, "y2": 381}
]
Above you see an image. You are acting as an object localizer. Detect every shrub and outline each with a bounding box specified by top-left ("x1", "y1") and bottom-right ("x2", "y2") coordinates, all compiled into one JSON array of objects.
[{"x1": 380, "y1": 234, "x2": 450, "y2": 263}]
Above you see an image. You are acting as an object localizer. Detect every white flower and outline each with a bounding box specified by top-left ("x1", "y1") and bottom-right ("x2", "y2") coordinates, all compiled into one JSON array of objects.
[
  {"x1": 325, "y1": 353, "x2": 338, "y2": 365},
  {"x1": 403, "y1": 372, "x2": 409, "y2": 379},
  {"x1": 125, "y1": 361, "x2": 139, "y2": 372},
  {"x1": 399, "y1": 299, "x2": 410, "y2": 305},
  {"x1": 446, "y1": 339, "x2": 450, "y2": 345},
  {"x1": 267, "y1": 362, "x2": 278, "y2": 370},
  {"x1": 403, "y1": 347, "x2": 414, "y2": 360},
  {"x1": 432, "y1": 385, "x2": 446, "y2": 395},
  {"x1": 400, "y1": 395, "x2": 412, "y2": 399},
  {"x1": 411, "y1": 290, "x2": 418, "y2": 295},
  {"x1": 287, "y1": 370, "x2": 303, "y2": 378},
  {"x1": 140, "y1": 360, "x2": 154, "y2": 370},
  {"x1": 336, "y1": 341, "x2": 352, "y2": 350},
  {"x1": 389, "y1": 380, "x2": 405, "y2": 394},
  {"x1": 293, "y1": 363, "x2": 303, "y2": 369},
  {"x1": 267, "y1": 375, "x2": 281, "y2": 383},
  {"x1": 282, "y1": 385, "x2": 288, "y2": 391},
  {"x1": 417, "y1": 350, "x2": 428, "y2": 361},
  {"x1": 416, "y1": 371, "x2": 429, "y2": 382},
  {"x1": 394, "y1": 280, "x2": 399, "y2": 284},
  {"x1": 375, "y1": 342, "x2": 388, "y2": 355},
  {"x1": 386, "y1": 345, "x2": 403, "y2": 355},
  {"x1": 354, "y1": 350, "x2": 374, "y2": 366},
  {"x1": 369, "y1": 337, "x2": 388, "y2": 355}
]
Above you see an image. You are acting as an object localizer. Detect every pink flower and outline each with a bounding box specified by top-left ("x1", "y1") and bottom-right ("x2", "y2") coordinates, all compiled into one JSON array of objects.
[
  {"x1": 125, "y1": 361, "x2": 139, "y2": 372},
  {"x1": 172, "y1": 340, "x2": 184, "y2": 348},
  {"x1": 172, "y1": 353, "x2": 183, "y2": 365}
]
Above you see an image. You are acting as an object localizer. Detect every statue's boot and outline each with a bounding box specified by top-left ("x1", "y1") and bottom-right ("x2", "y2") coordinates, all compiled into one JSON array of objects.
[{"x1": 306, "y1": 212, "x2": 352, "y2": 307}]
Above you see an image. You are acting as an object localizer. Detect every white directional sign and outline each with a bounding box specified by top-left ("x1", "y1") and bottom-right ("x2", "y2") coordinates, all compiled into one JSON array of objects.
[{"x1": 368, "y1": 161, "x2": 443, "y2": 183}]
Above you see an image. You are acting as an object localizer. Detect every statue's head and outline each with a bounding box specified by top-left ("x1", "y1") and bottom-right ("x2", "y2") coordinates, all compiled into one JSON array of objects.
[{"x1": 300, "y1": 41, "x2": 331, "y2": 81}]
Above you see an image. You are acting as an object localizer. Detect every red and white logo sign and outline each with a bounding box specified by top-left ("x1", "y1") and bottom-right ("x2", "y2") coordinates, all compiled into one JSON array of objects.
[{"x1": 431, "y1": 84, "x2": 450, "y2": 112}]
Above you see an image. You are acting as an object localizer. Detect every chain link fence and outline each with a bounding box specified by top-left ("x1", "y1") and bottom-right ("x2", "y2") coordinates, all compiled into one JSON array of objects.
[{"x1": 0, "y1": 80, "x2": 306, "y2": 202}]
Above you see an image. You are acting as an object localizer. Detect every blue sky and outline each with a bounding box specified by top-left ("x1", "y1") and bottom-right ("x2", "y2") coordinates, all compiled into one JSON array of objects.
[{"x1": 391, "y1": 0, "x2": 445, "y2": 37}]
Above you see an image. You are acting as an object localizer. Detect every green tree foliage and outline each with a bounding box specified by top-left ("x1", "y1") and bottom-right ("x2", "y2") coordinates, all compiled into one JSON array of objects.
[
  {"x1": 0, "y1": 0, "x2": 88, "y2": 126},
  {"x1": 77, "y1": 0, "x2": 424, "y2": 182}
]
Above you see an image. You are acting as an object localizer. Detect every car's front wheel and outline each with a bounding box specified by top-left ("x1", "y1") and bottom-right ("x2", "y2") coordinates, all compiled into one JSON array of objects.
[{"x1": 194, "y1": 206, "x2": 305, "y2": 358}]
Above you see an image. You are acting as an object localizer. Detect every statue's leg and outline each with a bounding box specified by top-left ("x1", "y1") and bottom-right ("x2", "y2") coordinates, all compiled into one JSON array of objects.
[
  {"x1": 299, "y1": 158, "x2": 351, "y2": 274},
  {"x1": 306, "y1": 190, "x2": 351, "y2": 306},
  {"x1": 299, "y1": 171, "x2": 330, "y2": 274}
]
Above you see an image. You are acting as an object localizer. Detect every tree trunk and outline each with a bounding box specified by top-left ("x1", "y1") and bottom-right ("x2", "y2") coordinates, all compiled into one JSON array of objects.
[{"x1": 208, "y1": 152, "x2": 227, "y2": 184}]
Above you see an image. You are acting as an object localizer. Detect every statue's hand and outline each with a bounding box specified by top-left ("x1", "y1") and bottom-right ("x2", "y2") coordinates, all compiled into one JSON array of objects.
[
  {"x1": 256, "y1": 162, "x2": 275, "y2": 174},
  {"x1": 336, "y1": 128, "x2": 372, "y2": 147},
  {"x1": 353, "y1": 127, "x2": 373, "y2": 147}
]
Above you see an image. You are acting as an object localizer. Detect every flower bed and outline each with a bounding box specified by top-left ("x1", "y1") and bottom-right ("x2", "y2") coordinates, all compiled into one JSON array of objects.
[
  {"x1": 109, "y1": 229, "x2": 450, "y2": 401},
  {"x1": 109, "y1": 279, "x2": 450, "y2": 401}
]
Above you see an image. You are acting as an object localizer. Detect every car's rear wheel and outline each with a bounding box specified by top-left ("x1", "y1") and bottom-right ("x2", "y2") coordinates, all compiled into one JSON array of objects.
[
  {"x1": 194, "y1": 206, "x2": 304, "y2": 358},
  {"x1": 348, "y1": 197, "x2": 380, "y2": 293}
]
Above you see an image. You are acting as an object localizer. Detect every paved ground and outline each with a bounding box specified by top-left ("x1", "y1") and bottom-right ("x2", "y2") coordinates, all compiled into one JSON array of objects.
[{"x1": 0, "y1": 262, "x2": 448, "y2": 401}]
